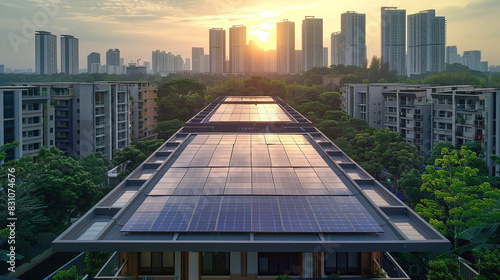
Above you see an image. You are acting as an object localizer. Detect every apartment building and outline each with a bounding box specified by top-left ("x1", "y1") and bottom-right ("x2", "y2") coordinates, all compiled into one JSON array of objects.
[
  {"x1": 130, "y1": 84, "x2": 158, "y2": 140},
  {"x1": 0, "y1": 86, "x2": 55, "y2": 160}
]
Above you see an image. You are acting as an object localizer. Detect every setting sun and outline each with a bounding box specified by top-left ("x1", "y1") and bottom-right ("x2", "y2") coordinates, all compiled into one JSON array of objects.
[{"x1": 249, "y1": 23, "x2": 275, "y2": 49}]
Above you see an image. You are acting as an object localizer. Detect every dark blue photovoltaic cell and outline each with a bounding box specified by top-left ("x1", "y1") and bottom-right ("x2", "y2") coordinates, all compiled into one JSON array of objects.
[
  {"x1": 121, "y1": 195, "x2": 383, "y2": 233},
  {"x1": 217, "y1": 196, "x2": 251, "y2": 231},
  {"x1": 188, "y1": 196, "x2": 221, "y2": 231}
]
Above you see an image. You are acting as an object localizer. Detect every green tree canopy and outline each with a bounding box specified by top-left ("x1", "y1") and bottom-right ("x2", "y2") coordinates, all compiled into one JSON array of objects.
[{"x1": 415, "y1": 146, "x2": 500, "y2": 249}]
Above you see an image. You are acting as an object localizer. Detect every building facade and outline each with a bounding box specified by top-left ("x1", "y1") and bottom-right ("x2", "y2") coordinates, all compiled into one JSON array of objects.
[
  {"x1": 35, "y1": 31, "x2": 57, "y2": 75},
  {"x1": 276, "y1": 19, "x2": 295, "y2": 74},
  {"x1": 209, "y1": 28, "x2": 226, "y2": 74},
  {"x1": 340, "y1": 12, "x2": 366, "y2": 67},
  {"x1": 106, "y1": 49, "x2": 121, "y2": 67},
  {"x1": 381, "y1": 7, "x2": 406, "y2": 75},
  {"x1": 229, "y1": 25, "x2": 246, "y2": 74},
  {"x1": 87, "y1": 52, "x2": 101, "y2": 74},
  {"x1": 446, "y1": 46, "x2": 461, "y2": 65},
  {"x1": 60, "y1": 35, "x2": 79, "y2": 74},
  {"x1": 407, "y1": 10, "x2": 446, "y2": 75},
  {"x1": 331, "y1": 32, "x2": 342, "y2": 66},
  {"x1": 192, "y1": 47, "x2": 204, "y2": 73},
  {"x1": 0, "y1": 86, "x2": 54, "y2": 161},
  {"x1": 302, "y1": 16, "x2": 323, "y2": 71},
  {"x1": 462, "y1": 50, "x2": 482, "y2": 71}
]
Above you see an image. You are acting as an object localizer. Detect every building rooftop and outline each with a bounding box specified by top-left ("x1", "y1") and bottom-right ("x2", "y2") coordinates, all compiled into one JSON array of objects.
[{"x1": 53, "y1": 96, "x2": 449, "y2": 253}]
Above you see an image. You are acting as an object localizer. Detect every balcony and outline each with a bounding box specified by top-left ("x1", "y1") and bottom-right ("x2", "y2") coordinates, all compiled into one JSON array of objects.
[
  {"x1": 95, "y1": 252, "x2": 129, "y2": 280},
  {"x1": 456, "y1": 104, "x2": 476, "y2": 111}
]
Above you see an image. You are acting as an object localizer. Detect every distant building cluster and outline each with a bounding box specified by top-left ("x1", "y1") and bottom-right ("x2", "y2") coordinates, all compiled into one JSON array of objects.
[
  {"x1": 446, "y1": 47, "x2": 490, "y2": 72},
  {"x1": 342, "y1": 83, "x2": 500, "y2": 176},
  {"x1": 0, "y1": 82, "x2": 158, "y2": 161}
]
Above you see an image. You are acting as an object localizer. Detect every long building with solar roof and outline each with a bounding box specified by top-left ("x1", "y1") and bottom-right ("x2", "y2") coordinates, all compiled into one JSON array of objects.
[{"x1": 53, "y1": 96, "x2": 449, "y2": 279}]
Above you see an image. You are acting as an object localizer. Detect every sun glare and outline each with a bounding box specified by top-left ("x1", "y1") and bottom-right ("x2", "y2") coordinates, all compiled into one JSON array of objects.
[{"x1": 249, "y1": 23, "x2": 274, "y2": 49}]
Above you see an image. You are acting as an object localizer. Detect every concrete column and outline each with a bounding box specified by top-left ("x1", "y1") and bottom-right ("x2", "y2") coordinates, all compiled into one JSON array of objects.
[
  {"x1": 230, "y1": 252, "x2": 241, "y2": 274},
  {"x1": 175, "y1": 252, "x2": 182, "y2": 280},
  {"x1": 247, "y1": 252, "x2": 258, "y2": 278},
  {"x1": 302, "y1": 252, "x2": 313, "y2": 278},
  {"x1": 189, "y1": 252, "x2": 199, "y2": 280}
]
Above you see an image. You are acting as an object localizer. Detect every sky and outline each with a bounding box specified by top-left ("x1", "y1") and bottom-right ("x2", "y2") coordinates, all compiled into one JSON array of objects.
[{"x1": 0, "y1": 0, "x2": 499, "y2": 70}]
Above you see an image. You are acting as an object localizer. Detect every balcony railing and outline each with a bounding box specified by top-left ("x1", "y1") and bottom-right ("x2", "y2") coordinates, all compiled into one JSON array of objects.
[
  {"x1": 382, "y1": 252, "x2": 411, "y2": 280},
  {"x1": 43, "y1": 252, "x2": 87, "y2": 280},
  {"x1": 95, "y1": 252, "x2": 130, "y2": 280}
]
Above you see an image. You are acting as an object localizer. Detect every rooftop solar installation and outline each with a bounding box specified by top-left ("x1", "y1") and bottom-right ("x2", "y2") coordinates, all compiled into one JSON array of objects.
[
  {"x1": 121, "y1": 195, "x2": 383, "y2": 233},
  {"x1": 207, "y1": 104, "x2": 292, "y2": 122},
  {"x1": 121, "y1": 133, "x2": 382, "y2": 234}
]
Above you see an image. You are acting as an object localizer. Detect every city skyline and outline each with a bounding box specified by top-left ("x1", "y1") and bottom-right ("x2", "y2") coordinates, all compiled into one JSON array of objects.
[{"x1": 1, "y1": 0, "x2": 499, "y2": 70}]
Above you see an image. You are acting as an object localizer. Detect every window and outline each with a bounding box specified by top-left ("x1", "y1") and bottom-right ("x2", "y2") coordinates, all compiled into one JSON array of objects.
[
  {"x1": 258, "y1": 252, "x2": 300, "y2": 276},
  {"x1": 118, "y1": 92, "x2": 126, "y2": 103},
  {"x1": 202, "y1": 252, "x2": 230, "y2": 275},
  {"x1": 3, "y1": 92, "x2": 15, "y2": 119},
  {"x1": 324, "y1": 252, "x2": 361, "y2": 275},
  {"x1": 139, "y1": 252, "x2": 174, "y2": 275}
]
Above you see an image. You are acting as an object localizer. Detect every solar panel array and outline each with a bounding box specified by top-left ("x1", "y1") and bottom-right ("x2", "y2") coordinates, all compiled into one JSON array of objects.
[
  {"x1": 122, "y1": 134, "x2": 383, "y2": 234},
  {"x1": 207, "y1": 104, "x2": 292, "y2": 122},
  {"x1": 121, "y1": 195, "x2": 383, "y2": 233},
  {"x1": 225, "y1": 96, "x2": 275, "y2": 102}
]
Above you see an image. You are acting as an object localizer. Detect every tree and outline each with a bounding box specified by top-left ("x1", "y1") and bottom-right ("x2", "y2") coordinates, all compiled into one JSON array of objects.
[
  {"x1": 426, "y1": 142, "x2": 455, "y2": 165},
  {"x1": 84, "y1": 252, "x2": 113, "y2": 277},
  {"x1": 473, "y1": 249, "x2": 500, "y2": 280},
  {"x1": 415, "y1": 146, "x2": 500, "y2": 249},
  {"x1": 399, "y1": 169, "x2": 425, "y2": 207},
  {"x1": 158, "y1": 78, "x2": 206, "y2": 107},
  {"x1": 79, "y1": 153, "x2": 109, "y2": 187},
  {"x1": 154, "y1": 119, "x2": 185, "y2": 140},
  {"x1": 112, "y1": 140, "x2": 164, "y2": 180},
  {"x1": 0, "y1": 141, "x2": 19, "y2": 162},
  {"x1": 323, "y1": 110, "x2": 351, "y2": 122},
  {"x1": 427, "y1": 258, "x2": 464, "y2": 280},
  {"x1": 36, "y1": 147, "x2": 103, "y2": 232},
  {"x1": 53, "y1": 266, "x2": 82, "y2": 280},
  {"x1": 157, "y1": 78, "x2": 206, "y2": 121},
  {"x1": 296, "y1": 101, "x2": 331, "y2": 118}
]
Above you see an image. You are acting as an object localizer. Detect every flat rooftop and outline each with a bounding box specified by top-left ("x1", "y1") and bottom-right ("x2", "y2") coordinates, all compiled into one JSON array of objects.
[{"x1": 53, "y1": 96, "x2": 449, "y2": 253}]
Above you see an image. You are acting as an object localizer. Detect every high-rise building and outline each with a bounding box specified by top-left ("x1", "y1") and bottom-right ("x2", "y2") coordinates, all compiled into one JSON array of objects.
[
  {"x1": 381, "y1": 7, "x2": 406, "y2": 75},
  {"x1": 302, "y1": 16, "x2": 323, "y2": 71},
  {"x1": 0, "y1": 65, "x2": 5, "y2": 74},
  {"x1": 152, "y1": 50, "x2": 178, "y2": 73},
  {"x1": 209, "y1": 28, "x2": 226, "y2": 74},
  {"x1": 143, "y1": 61, "x2": 151, "y2": 74},
  {"x1": 294, "y1": 50, "x2": 304, "y2": 73},
  {"x1": 87, "y1": 52, "x2": 100, "y2": 74},
  {"x1": 35, "y1": 31, "x2": 57, "y2": 75},
  {"x1": 276, "y1": 19, "x2": 295, "y2": 74},
  {"x1": 480, "y1": 61, "x2": 488, "y2": 72},
  {"x1": 407, "y1": 10, "x2": 446, "y2": 75},
  {"x1": 340, "y1": 12, "x2": 366, "y2": 67},
  {"x1": 229, "y1": 25, "x2": 246, "y2": 74},
  {"x1": 323, "y1": 47, "x2": 329, "y2": 66},
  {"x1": 462, "y1": 50, "x2": 482, "y2": 71},
  {"x1": 331, "y1": 32, "x2": 342, "y2": 66},
  {"x1": 446, "y1": 46, "x2": 461, "y2": 65},
  {"x1": 192, "y1": 47, "x2": 204, "y2": 73},
  {"x1": 106, "y1": 49, "x2": 120, "y2": 66},
  {"x1": 199, "y1": 55, "x2": 210, "y2": 73},
  {"x1": 60, "y1": 35, "x2": 79, "y2": 74}
]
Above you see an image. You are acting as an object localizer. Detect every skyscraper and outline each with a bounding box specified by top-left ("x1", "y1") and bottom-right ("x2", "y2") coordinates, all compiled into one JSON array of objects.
[
  {"x1": 446, "y1": 46, "x2": 461, "y2": 65},
  {"x1": 340, "y1": 11, "x2": 366, "y2": 67},
  {"x1": 330, "y1": 32, "x2": 342, "y2": 66},
  {"x1": 323, "y1": 47, "x2": 328, "y2": 66},
  {"x1": 276, "y1": 19, "x2": 295, "y2": 74},
  {"x1": 192, "y1": 47, "x2": 204, "y2": 73},
  {"x1": 106, "y1": 49, "x2": 120, "y2": 66},
  {"x1": 463, "y1": 51, "x2": 482, "y2": 71},
  {"x1": 381, "y1": 7, "x2": 406, "y2": 75},
  {"x1": 209, "y1": 28, "x2": 226, "y2": 74},
  {"x1": 407, "y1": 10, "x2": 446, "y2": 75},
  {"x1": 87, "y1": 52, "x2": 100, "y2": 73},
  {"x1": 229, "y1": 25, "x2": 246, "y2": 74},
  {"x1": 60, "y1": 35, "x2": 79, "y2": 74},
  {"x1": 302, "y1": 16, "x2": 323, "y2": 71},
  {"x1": 35, "y1": 31, "x2": 57, "y2": 75}
]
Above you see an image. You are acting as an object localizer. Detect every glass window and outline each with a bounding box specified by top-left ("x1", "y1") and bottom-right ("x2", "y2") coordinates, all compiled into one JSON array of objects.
[
  {"x1": 258, "y1": 252, "x2": 300, "y2": 276},
  {"x1": 324, "y1": 252, "x2": 361, "y2": 275},
  {"x1": 3, "y1": 92, "x2": 15, "y2": 119},
  {"x1": 202, "y1": 252, "x2": 230, "y2": 276},
  {"x1": 139, "y1": 252, "x2": 174, "y2": 275}
]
